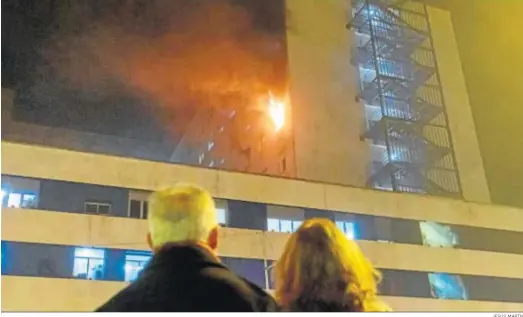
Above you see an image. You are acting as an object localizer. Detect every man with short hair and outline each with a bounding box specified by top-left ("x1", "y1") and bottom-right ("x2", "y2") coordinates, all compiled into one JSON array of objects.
[{"x1": 96, "y1": 184, "x2": 278, "y2": 312}]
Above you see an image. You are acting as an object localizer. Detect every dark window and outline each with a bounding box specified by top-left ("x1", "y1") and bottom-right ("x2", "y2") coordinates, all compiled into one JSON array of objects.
[
  {"x1": 85, "y1": 203, "x2": 98, "y2": 214},
  {"x1": 85, "y1": 202, "x2": 112, "y2": 215},
  {"x1": 129, "y1": 200, "x2": 141, "y2": 219},
  {"x1": 98, "y1": 204, "x2": 110, "y2": 215},
  {"x1": 142, "y1": 201, "x2": 148, "y2": 219}
]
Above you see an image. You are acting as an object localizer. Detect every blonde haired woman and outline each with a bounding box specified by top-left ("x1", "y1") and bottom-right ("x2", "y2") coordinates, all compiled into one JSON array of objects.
[{"x1": 274, "y1": 218, "x2": 391, "y2": 312}]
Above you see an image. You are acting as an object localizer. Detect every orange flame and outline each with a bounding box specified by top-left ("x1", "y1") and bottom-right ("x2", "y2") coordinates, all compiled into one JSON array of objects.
[{"x1": 268, "y1": 92, "x2": 285, "y2": 132}]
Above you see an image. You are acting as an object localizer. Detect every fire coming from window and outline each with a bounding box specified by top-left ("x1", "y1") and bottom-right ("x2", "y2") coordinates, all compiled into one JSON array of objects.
[{"x1": 267, "y1": 92, "x2": 285, "y2": 132}]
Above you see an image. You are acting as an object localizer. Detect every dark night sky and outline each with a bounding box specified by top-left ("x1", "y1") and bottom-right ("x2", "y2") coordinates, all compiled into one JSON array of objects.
[{"x1": 2, "y1": 0, "x2": 287, "y2": 142}]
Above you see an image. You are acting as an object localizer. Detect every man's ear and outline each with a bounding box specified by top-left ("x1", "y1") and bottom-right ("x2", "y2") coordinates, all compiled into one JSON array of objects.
[
  {"x1": 207, "y1": 226, "x2": 219, "y2": 250},
  {"x1": 146, "y1": 232, "x2": 154, "y2": 251}
]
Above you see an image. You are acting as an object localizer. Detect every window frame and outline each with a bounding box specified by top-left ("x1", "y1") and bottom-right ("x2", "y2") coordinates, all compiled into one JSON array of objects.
[
  {"x1": 73, "y1": 247, "x2": 105, "y2": 280},
  {"x1": 84, "y1": 201, "x2": 112, "y2": 215},
  {"x1": 267, "y1": 218, "x2": 302, "y2": 233},
  {"x1": 124, "y1": 252, "x2": 151, "y2": 282},
  {"x1": 335, "y1": 220, "x2": 356, "y2": 240},
  {"x1": 428, "y1": 272, "x2": 469, "y2": 300},
  {"x1": 216, "y1": 207, "x2": 228, "y2": 226},
  {"x1": 128, "y1": 199, "x2": 148, "y2": 219}
]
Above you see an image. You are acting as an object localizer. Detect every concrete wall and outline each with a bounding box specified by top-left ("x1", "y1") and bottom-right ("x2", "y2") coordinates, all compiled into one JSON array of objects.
[
  {"x1": 39, "y1": 180, "x2": 129, "y2": 217},
  {"x1": 3, "y1": 208, "x2": 523, "y2": 280},
  {"x1": 3, "y1": 142, "x2": 521, "y2": 233},
  {"x1": 3, "y1": 276, "x2": 523, "y2": 312},
  {"x1": 427, "y1": 7, "x2": 491, "y2": 204},
  {"x1": 285, "y1": 0, "x2": 368, "y2": 187}
]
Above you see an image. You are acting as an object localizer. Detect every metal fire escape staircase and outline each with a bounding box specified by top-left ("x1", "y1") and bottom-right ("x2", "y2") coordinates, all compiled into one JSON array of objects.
[{"x1": 348, "y1": 0, "x2": 463, "y2": 198}]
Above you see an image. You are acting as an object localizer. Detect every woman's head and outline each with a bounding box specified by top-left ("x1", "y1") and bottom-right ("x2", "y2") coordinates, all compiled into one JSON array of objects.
[{"x1": 274, "y1": 218, "x2": 388, "y2": 312}]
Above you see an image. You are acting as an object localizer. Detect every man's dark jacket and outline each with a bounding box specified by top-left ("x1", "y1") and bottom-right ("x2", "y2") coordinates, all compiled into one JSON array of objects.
[{"x1": 96, "y1": 244, "x2": 278, "y2": 312}]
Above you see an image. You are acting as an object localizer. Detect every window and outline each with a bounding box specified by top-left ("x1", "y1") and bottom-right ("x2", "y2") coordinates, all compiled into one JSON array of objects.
[
  {"x1": 128, "y1": 191, "x2": 150, "y2": 220},
  {"x1": 3, "y1": 191, "x2": 37, "y2": 209},
  {"x1": 280, "y1": 157, "x2": 287, "y2": 173},
  {"x1": 420, "y1": 221, "x2": 459, "y2": 248},
  {"x1": 1, "y1": 176, "x2": 40, "y2": 209},
  {"x1": 143, "y1": 201, "x2": 149, "y2": 219},
  {"x1": 215, "y1": 199, "x2": 229, "y2": 226},
  {"x1": 129, "y1": 200, "x2": 141, "y2": 218},
  {"x1": 336, "y1": 221, "x2": 356, "y2": 240},
  {"x1": 267, "y1": 218, "x2": 302, "y2": 233},
  {"x1": 84, "y1": 202, "x2": 111, "y2": 215},
  {"x1": 216, "y1": 208, "x2": 227, "y2": 226},
  {"x1": 124, "y1": 252, "x2": 151, "y2": 282},
  {"x1": 428, "y1": 273, "x2": 468, "y2": 300},
  {"x1": 73, "y1": 247, "x2": 105, "y2": 280},
  {"x1": 21, "y1": 194, "x2": 37, "y2": 208},
  {"x1": 7, "y1": 193, "x2": 21, "y2": 208},
  {"x1": 129, "y1": 200, "x2": 148, "y2": 219}
]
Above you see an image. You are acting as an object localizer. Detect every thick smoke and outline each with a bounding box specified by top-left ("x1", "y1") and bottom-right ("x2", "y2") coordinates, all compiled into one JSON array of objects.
[{"x1": 37, "y1": 0, "x2": 287, "y2": 136}]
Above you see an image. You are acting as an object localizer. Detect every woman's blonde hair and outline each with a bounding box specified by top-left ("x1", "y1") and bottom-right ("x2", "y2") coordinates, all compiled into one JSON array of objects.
[{"x1": 274, "y1": 218, "x2": 390, "y2": 312}]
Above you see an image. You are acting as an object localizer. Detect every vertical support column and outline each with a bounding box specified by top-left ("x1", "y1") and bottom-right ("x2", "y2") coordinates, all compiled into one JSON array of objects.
[
  {"x1": 286, "y1": 0, "x2": 368, "y2": 187},
  {"x1": 427, "y1": 7, "x2": 491, "y2": 203}
]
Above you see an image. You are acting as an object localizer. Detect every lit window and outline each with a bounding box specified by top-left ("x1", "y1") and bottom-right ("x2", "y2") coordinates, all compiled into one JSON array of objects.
[
  {"x1": 216, "y1": 208, "x2": 227, "y2": 225},
  {"x1": 73, "y1": 247, "x2": 105, "y2": 280},
  {"x1": 429, "y1": 273, "x2": 468, "y2": 300},
  {"x1": 280, "y1": 220, "x2": 293, "y2": 233},
  {"x1": 336, "y1": 221, "x2": 356, "y2": 240},
  {"x1": 124, "y1": 253, "x2": 151, "y2": 282},
  {"x1": 3, "y1": 191, "x2": 38, "y2": 209},
  {"x1": 199, "y1": 153, "x2": 205, "y2": 164},
  {"x1": 7, "y1": 193, "x2": 21, "y2": 208},
  {"x1": 420, "y1": 221, "x2": 459, "y2": 248},
  {"x1": 267, "y1": 218, "x2": 303, "y2": 233},
  {"x1": 21, "y1": 194, "x2": 37, "y2": 208},
  {"x1": 85, "y1": 202, "x2": 111, "y2": 215},
  {"x1": 208, "y1": 141, "x2": 214, "y2": 151},
  {"x1": 267, "y1": 218, "x2": 279, "y2": 232},
  {"x1": 209, "y1": 160, "x2": 215, "y2": 167}
]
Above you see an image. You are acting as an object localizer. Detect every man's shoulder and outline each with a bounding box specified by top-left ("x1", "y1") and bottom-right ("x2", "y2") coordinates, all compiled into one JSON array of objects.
[
  {"x1": 199, "y1": 265, "x2": 278, "y2": 312},
  {"x1": 95, "y1": 283, "x2": 141, "y2": 312},
  {"x1": 96, "y1": 264, "x2": 278, "y2": 312}
]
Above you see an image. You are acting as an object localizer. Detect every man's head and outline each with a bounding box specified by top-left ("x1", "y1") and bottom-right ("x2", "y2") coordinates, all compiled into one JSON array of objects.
[{"x1": 147, "y1": 184, "x2": 219, "y2": 251}]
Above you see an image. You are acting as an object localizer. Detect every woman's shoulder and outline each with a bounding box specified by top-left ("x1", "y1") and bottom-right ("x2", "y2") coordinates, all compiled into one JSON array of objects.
[{"x1": 290, "y1": 299, "x2": 356, "y2": 312}]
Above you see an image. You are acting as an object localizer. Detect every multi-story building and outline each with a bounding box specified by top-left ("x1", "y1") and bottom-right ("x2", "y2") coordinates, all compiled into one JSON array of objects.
[
  {"x1": 2, "y1": 141, "x2": 523, "y2": 311},
  {"x1": 2, "y1": 0, "x2": 521, "y2": 312},
  {"x1": 2, "y1": 0, "x2": 490, "y2": 201}
]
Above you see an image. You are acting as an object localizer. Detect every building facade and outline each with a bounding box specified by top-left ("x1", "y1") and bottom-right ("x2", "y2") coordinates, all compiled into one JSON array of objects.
[{"x1": 2, "y1": 141, "x2": 523, "y2": 311}]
